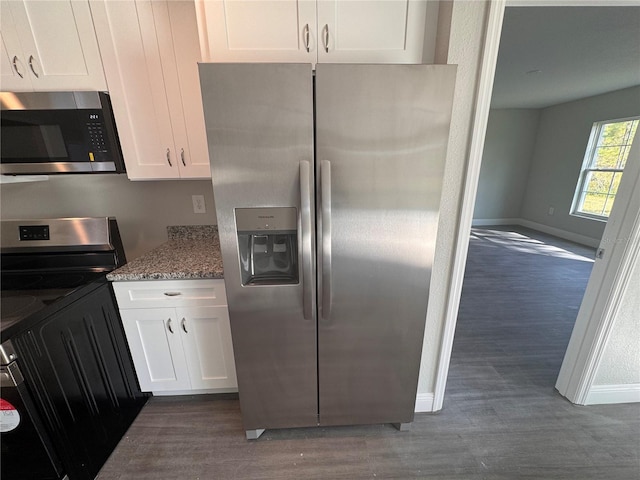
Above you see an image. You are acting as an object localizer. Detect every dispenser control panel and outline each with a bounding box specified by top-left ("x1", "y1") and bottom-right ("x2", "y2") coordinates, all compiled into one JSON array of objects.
[
  {"x1": 235, "y1": 207, "x2": 297, "y2": 233},
  {"x1": 235, "y1": 207, "x2": 298, "y2": 286}
]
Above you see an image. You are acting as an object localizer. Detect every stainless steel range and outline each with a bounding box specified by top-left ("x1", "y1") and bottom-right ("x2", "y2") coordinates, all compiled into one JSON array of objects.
[{"x1": 0, "y1": 217, "x2": 146, "y2": 480}]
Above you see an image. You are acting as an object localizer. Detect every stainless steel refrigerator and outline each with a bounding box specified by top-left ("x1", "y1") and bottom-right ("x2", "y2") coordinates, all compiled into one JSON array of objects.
[{"x1": 199, "y1": 63, "x2": 456, "y2": 439}]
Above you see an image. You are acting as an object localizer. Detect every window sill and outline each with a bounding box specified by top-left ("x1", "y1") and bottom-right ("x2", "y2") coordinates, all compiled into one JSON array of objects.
[{"x1": 570, "y1": 212, "x2": 608, "y2": 223}]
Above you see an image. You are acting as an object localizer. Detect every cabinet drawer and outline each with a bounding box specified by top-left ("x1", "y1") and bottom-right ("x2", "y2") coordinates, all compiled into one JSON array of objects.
[{"x1": 112, "y1": 279, "x2": 227, "y2": 309}]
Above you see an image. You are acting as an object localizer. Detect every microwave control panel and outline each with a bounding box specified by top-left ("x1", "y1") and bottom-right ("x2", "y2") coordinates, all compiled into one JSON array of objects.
[{"x1": 84, "y1": 112, "x2": 108, "y2": 160}]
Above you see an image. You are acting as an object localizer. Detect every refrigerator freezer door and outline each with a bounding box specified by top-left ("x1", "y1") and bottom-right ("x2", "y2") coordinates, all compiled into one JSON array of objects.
[
  {"x1": 315, "y1": 64, "x2": 457, "y2": 426},
  {"x1": 199, "y1": 63, "x2": 317, "y2": 430}
]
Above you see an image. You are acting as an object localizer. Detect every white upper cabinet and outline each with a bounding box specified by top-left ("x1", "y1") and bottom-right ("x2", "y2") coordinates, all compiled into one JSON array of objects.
[
  {"x1": 0, "y1": 0, "x2": 106, "y2": 91},
  {"x1": 316, "y1": 0, "x2": 427, "y2": 64},
  {"x1": 91, "y1": 0, "x2": 210, "y2": 180},
  {"x1": 196, "y1": 0, "x2": 428, "y2": 64},
  {"x1": 197, "y1": 0, "x2": 317, "y2": 63}
]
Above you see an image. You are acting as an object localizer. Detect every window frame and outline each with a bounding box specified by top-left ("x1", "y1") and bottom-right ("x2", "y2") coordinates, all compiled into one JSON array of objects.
[{"x1": 570, "y1": 116, "x2": 639, "y2": 222}]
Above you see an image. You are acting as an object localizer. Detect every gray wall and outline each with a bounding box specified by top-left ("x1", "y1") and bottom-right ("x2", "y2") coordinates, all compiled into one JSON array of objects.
[
  {"x1": 474, "y1": 86, "x2": 640, "y2": 245},
  {"x1": 1, "y1": 175, "x2": 217, "y2": 260},
  {"x1": 520, "y1": 85, "x2": 640, "y2": 242},
  {"x1": 473, "y1": 109, "x2": 540, "y2": 220}
]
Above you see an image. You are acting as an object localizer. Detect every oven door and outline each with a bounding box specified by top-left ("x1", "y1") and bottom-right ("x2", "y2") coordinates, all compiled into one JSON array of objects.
[{"x1": 1, "y1": 361, "x2": 65, "y2": 480}]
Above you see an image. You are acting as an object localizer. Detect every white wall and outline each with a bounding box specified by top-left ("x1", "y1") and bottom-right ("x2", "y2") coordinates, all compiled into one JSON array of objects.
[
  {"x1": 416, "y1": 0, "x2": 489, "y2": 409},
  {"x1": 519, "y1": 86, "x2": 640, "y2": 242},
  {"x1": 0, "y1": 175, "x2": 216, "y2": 260},
  {"x1": 593, "y1": 253, "x2": 640, "y2": 387},
  {"x1": 473, "y1": 109, "x2": 540, "y2": 220}
]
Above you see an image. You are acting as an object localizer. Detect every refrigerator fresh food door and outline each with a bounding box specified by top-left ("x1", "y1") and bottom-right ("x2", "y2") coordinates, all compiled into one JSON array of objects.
[
  {"x1": 199, "y1": 63, "x2": 317, "y2": 430},
  {"x1": 315, "y1": 64, "x2": 457, "y2": 426}
]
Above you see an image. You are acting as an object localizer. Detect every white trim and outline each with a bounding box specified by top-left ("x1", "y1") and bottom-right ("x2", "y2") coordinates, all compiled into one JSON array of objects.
[
  {"x1": 470, "y1": 218, "x2": 520, "y2": 227},
  {"x1": 471, "y1": 218, "x2": 600, "y2": 248},
  {"x1": 585, "y1": 384, "x2": 640, "y2": 405},
  {"x1": 414, "y1": 393, "x2": 436, "y2": 413},
  {"x1": 432, "y1": 0, "x2": 506, "y2": 412},
  {"x1": 517, "y1": 219, "x2": 601, "y2": 248},
  {"x1": 152, "y1": 387, "x2": 238, "y2": 396}
]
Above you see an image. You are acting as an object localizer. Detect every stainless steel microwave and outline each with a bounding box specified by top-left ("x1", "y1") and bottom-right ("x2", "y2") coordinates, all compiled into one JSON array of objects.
[{"x1": 0, "y1": 91, "x2": 126, "y2": 175}]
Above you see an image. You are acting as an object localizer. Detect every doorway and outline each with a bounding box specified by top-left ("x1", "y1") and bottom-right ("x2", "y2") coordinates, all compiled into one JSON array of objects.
[{"x1": 436, "y1": 4, "x2": 640, "y2": 410}]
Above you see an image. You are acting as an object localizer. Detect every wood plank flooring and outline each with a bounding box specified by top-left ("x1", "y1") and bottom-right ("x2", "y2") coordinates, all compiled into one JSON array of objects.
[{"x1": 98, "y1": 226, "x2": 639, "y2": 479}]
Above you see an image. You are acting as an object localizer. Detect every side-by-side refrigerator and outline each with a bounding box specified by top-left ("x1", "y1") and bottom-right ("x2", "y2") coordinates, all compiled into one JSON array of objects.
[{"x1": 199, "y1": 63, "x2": 456, "y2": 438}]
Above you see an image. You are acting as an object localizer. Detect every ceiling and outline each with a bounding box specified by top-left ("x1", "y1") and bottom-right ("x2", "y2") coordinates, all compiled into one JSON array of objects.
[{"x1": 491, "y1": 6, "x2": 640, "y2": 109}]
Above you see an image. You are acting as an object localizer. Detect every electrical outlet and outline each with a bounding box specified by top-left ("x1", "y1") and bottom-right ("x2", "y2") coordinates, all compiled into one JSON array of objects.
[
  {"x1": 548, "y1": 206, "x2": 555, "y2": 215},
  {"x1": 192, "y1": 195, "x2": 206, "y2": 214}
]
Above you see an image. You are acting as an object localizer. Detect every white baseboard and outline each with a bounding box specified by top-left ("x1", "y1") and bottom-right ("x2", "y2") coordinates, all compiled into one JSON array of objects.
[
  {"x1": 152, "y1": 387, "x2": 238, "y2": 396},
  {"x1": 472, "y1": 217, "x2": 600, "y2": 248},
  {"x1": 471, "y1": 218, "x2": 520, "y2": 226},
  {"x1": 414, "y1": 393, "x2": 436, "y2": 412},
  {"x1": 518, "y1": 219, "x2": 601, "y2": 248},
  {"x1": 585, "y1": 384, "x2": 640, "y2": 405}
]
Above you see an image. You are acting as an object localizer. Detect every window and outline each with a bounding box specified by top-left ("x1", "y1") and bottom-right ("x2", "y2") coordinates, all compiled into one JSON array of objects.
[{"x1": 571, "y1": 117, "x2": 639, "y2": 220}]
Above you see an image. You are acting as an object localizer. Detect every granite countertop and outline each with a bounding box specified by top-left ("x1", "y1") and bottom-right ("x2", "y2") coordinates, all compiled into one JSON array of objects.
[{"x1": 106, "y1": 225, "x2": 224, "y2": 281}]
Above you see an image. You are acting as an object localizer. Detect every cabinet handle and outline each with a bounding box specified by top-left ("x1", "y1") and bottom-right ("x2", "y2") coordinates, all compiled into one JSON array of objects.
[
  {"x1": 180, "y1": 148, "x2": 186, "y2": 166},
  {"x1": 167, "y1": 318, "x2": 174, "y2": 334},
  {"x1": 12, "y1": 56, "x2": 24, "y2": 78},
  {"x1": 303, "y1": 24, "x2": 310, "y2": 52},
  {"x1": 166, "y1": 148, "x2": 172, "y2": 167},
  {"x1": 28, "y1": 55, "x2": 39, "y2": 78},
  {"x1": 323, "y1": 24, "x2": 329, "y2": 53},
  {"x1": 164, "y1": 291, "x2": 182, "y2": 297},
  {"x1": 181, "y1": 318, "x2": 188, "y2": 334}
]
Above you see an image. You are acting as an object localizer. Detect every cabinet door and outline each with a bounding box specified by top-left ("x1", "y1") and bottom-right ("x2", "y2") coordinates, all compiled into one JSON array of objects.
[
  {"x1": 177, "y1": 306, "x2": 237, "y2": 390},
  {"x1": 120, "y1": 308, "x2": 191, "y2": 391},
  {"x1": 0, "y1": 3, "x2": 32, "y2": 91},
  {"x1": 316, "y1": 0, "x2": 427, "y2": 64},
  {"x1": 156, "y1": 1, "x2": 211, "y2": 178},
  {"x1": 91, "y1": 0, "x2": 179, "y2": 180},
  {"x1": 197, "y1": 0, "x2": 316, "y2": 63},
  {"x1": 4, "y1": 0, "x2": 106, "y2": 91}
]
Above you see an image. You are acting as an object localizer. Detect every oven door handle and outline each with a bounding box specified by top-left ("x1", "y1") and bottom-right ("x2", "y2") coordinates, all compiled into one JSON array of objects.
[{"x1": 1, "y1": 363, "x2": 24, "y2": 387}]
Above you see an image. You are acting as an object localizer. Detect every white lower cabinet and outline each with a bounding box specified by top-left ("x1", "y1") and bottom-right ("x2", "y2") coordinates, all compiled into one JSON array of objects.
[{"x1": 114, "y1": 280, "x2": 237, "y2": 394}]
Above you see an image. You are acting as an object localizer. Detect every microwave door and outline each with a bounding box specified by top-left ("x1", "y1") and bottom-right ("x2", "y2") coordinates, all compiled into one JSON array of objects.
[{"x1": 1, "y1": 110, "x2": 95, "y2": 174}]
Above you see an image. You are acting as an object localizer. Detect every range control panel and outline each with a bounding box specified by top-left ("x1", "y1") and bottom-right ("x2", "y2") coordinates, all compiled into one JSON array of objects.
[{"x1": 19, "y1": 225, "x2": 50, "y2": 241}]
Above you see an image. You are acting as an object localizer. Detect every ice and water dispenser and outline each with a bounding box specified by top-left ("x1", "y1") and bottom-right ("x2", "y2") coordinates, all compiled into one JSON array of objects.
[{"x1": 236, "y1": 207, "x2": 298, "y2": 286}]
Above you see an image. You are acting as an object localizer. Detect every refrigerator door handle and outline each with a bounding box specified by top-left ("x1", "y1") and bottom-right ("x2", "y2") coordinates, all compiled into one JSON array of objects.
[
  {"x1": 300, "y1": 160, "x2": 313, "y2": 320},
  {"x1": 321, "y1": 160, "x2": 332, "y2": 318}
]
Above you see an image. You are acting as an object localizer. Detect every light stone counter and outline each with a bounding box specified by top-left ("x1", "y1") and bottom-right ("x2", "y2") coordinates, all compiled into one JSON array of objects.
[{"x1": 106, "y1": 225, "x2": 224, "y2": 281}]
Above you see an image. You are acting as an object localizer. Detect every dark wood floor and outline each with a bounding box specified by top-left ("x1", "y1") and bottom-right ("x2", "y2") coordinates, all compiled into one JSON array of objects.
[{"x1": 98, "y1": 226, "x2": 640, "y2": 479}]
